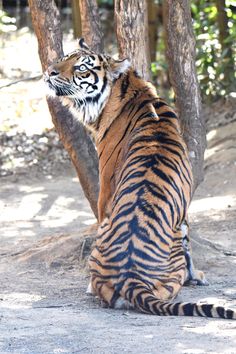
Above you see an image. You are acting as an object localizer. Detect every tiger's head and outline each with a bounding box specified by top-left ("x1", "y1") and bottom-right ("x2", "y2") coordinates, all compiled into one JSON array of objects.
[{"x1": 44, "y1": 38, "x2": 130, "y2": 125}]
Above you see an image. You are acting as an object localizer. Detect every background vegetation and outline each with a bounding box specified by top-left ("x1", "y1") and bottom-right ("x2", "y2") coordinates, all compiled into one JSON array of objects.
[
  {"x1": 150, "y1": 0, "x2": 236, "y2": 100},
  {"x1": 191, "y1": 0, "x2": 236, "y2": 100},
  {"x1": 1, "y1": 0, "x2": 235, "y2": 101}
]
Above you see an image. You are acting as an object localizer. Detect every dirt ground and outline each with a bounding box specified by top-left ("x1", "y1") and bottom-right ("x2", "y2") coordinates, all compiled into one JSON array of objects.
[{"x1": 0, "y1": 96, "x2": 236, "y2": 354}]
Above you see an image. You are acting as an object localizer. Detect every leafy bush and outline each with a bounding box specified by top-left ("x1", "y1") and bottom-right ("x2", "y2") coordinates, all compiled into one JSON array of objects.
[{"x1": 191, "y1": 0, "x2": 236, "y2": 100}]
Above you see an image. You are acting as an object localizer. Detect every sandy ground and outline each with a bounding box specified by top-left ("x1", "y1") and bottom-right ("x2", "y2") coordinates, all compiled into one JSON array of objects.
[{"x1": 0, "y1": 109, "x2": 236, "y2": 354}]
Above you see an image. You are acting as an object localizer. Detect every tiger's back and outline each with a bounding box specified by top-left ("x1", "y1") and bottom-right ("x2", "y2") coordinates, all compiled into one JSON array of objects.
[{"x1": 90, "y1": 70, "x2": 193, "y2": 308}]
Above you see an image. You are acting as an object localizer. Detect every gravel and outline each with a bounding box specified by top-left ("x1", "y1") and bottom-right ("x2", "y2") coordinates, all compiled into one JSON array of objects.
[{"x1": 0, "y1": 128, "x2": 71, "y2": 178}]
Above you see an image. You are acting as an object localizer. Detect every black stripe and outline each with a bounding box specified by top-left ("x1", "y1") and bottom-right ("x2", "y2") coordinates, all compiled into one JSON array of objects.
[
  {"x1": 153, "y1": 100, "x2": 167, "y2": 109},
  {"x1": 171, "y1": 303, "x2": 180, "y2": 315},
  {"x1": 158, "y1": 154, "x2": 191, "y2": 190},
  {"x1": 216, "y1": 306, "x2": 225, "y2": 318},
  {"x1": 120, "y1": 74, "x2": 130, "y2": 99},
  {"x1": 159, "y1": 111, "x2": 177, "y2": 118},
  {"x1": 183, "y1": 303, "x2": 194, "y2": 316},
  {"x1": 99, "y1": 112, "x2": 141, "y2": 170},
  {"x1": 99, "y1": 93, "x2": 138, "y2": 143},
  {"x1": 226, "y1": 309, "x2": 234, "y2": 319},
  {"x1": 201, "y1": 304, "x2": 213, "y2": 317}
]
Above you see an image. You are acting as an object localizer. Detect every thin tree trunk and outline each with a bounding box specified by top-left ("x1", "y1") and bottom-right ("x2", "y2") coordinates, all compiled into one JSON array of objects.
[
  {"x1": 79, "y1": 0, "x2": 104, "y2": 52},
  {"x1": 163, "y1": 0, "x2": 206, "y2": 191},
  {"x1": 28, "y1": 0, "x2": 99, "y2": 218},
  {"x1": 148, "y1": 0, "x2": 158, "y2": 62},
  {"x1": 216, "y1": 0, "x2": 234, "y2": 85},
  {"x1": 72, "y1": 0, "x2": 82, "y2": 39},
  {"x1": 114, "y1": 0, "x2": 151, "y2": 81},
  {"x1": 216, "y1": 0, "x2": 231, "y2": 50}
]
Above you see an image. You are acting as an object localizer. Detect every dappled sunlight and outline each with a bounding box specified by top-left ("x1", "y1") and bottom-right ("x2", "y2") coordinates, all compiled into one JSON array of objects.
[
  {"x1": 0, "y1": 292, "x2": 45, "y2": 310},
  {"x1": 41, "y1": 198, "x2": 96, "y2": 228},
  {"x1": 83, "y1": 218, "x2": 97, "y2": 226},
  {"x1": 206, "y1": 129, "x2": 217, "y2": 142},
  {"x1": 175, "y1": 345, "x2": 208, "y2": 354},
  {"x1": 182, "y1": 320, "x2": 236, "y2": 337},
  {"x1": 19, "y1": 185, "x2": 45, "y2": 193},
  {"x1": 0, "y1": 191, "x2": 48, "y2": 221},
  {"x1": 204, "y1": 144, "x2": 221, "y2": 160},
  {"x1": 2, "y1": 223, "x2": 36, "y2": 238},
  {"x1": 189, "y1": 195, "x2": 235, "y2": 214},
  {"x1": 0, "y1": 80, "x2": 53, "y2": 136},
  {"x1": 0, "y1": 178, "x2": 96, "y2": 243},
  {"x1": 222, "y1": 287, "x2": 236, "y2": 298}
]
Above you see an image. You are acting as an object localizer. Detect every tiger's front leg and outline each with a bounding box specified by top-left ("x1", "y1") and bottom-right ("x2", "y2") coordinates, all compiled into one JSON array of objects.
[{"x1": 181, "y1": 220, "x2": 209, "y2": 286}]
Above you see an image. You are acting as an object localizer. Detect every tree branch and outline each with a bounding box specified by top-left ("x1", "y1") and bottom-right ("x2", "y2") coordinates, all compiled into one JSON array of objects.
[{"x1": 0, "y1": 75, "x2": 42, "y2": 90}]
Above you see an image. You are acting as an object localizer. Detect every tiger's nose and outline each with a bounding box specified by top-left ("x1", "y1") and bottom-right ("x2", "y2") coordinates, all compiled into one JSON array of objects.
[{"x1": 47, "y1": 65, "x2": 59, "y2": 77}]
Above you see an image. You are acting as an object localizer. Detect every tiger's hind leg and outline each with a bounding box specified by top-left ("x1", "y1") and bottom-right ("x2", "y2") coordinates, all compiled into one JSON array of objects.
[{"x1": 182, "y1": 220, "x2": 209, "y2": 286}]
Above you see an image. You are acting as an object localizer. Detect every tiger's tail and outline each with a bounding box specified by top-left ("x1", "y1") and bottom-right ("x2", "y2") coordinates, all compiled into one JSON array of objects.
[{"x1": 124, "y1": 287, "x2": 236, "y2": 319}]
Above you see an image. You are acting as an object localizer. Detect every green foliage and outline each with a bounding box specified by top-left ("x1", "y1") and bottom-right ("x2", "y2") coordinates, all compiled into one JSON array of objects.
[
  {"x1": 150, "y1": 0, "x2": 235, "y2": 101},
  {"x1": 0, "y1": 10, "x2": 17, "y2": 33},
  {"x1": 191, "y1": 0, "x2": 236, "y2": 100},
  {"x1": 97, "y1": 0, "x2": 114, "y2": 8}
]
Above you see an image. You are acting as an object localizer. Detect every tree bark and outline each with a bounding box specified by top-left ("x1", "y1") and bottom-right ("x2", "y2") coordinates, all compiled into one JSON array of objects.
[
  {"x1": 114, "y1": 0, "x2": 151, "y2": 81},
  {"x1": 79, "y1": 0, "x2": 104, "y2": 52},
  {"x1": 28, "y1": 0, "x2": 99, "y2": 218},
  {"x1": 148, "y1": 0, "x2": 158, "y2": 62},
  {"x1": 72, "y1": 0, "x2": 82, "y2": 39},
  {"x1": 216, "y1": 0, "x2": 230, "y2": 50},
  {"x1": 163, "y1": 0, "x2": 206, "y2": 191},
  {"x1": 216, "y1": 0, "x2": 234, "y2": 85}
]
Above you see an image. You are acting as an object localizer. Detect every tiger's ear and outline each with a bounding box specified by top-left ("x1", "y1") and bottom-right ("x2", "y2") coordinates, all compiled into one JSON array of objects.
[
  {"x1": 108, "y1": 58, "x2": 131, "y2": 79},
  {"x1": 77, "y1": 38, "x2": 90, "y2": 51}
]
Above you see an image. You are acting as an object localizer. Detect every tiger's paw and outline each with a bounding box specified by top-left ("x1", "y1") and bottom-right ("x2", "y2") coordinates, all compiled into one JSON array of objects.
[
  {"x1": 184, "y1": 270, "x2": 209, "y2": 286},
  {"x1": 114, "y1": 297, "x2": 134, "y2": 310},
  {"x1": 194, "y1": 270, "x2": 209, "y2": 286},
  {"x1": 86, "y1": 281, "x2": 96, "y2": 295}
]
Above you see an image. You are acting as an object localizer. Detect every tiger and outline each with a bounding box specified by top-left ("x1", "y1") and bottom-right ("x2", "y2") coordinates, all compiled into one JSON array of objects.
[{"x1": 44, "y1": 38, "x2": 236, "y2": 319}]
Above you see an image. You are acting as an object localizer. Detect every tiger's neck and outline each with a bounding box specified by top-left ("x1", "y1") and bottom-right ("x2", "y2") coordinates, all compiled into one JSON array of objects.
[
  {"x1": 62, "y1": 81, "x2": 111, "y2": 126},
  {"x1": 92, "y1": 70, "x2": 157, "y2": 143}
]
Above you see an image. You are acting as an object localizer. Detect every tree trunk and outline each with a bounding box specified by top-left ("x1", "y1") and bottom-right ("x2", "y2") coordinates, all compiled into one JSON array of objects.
[
  {"x1": 148, "y1": 0, "x2": 158, "y2": 62},
  {"x1": 163, "y1": 0, "x2": 206, "y2": 191},
  {"x1": 79, "y1": 0, "x2": 104, "y2": 52},
  {"x1": 216, "y1": 0, "x2": 230, "y2": 50},
  {"x1": 216, "y1": 0, "x2": 234, "y2": 86},
  {"x1": 28, "y1": 0, "x2": 99, "y2": 218},
  {"x1": 114, "y1": 0, "x2": 151, "y2": 81},
  {"x1": 72, "y1": 0, "x2": 82, "y2": 39}
]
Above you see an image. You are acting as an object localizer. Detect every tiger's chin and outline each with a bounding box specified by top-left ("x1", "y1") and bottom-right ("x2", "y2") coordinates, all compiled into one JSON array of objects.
[
  {"x1": 44, "y1": 81, "x2": 57, "y2": 98},
  {"x1": 44, "y1": 76, "x2": 69, "y2": 98},
  {"x1": 44, "y1": 79, "x2": 66, "y2": 99}
]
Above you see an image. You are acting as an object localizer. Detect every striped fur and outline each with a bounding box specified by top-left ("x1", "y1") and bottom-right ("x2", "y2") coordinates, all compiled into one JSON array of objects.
[{"x1": 45, "y1": 39, "x2": 236, "y2": 319}]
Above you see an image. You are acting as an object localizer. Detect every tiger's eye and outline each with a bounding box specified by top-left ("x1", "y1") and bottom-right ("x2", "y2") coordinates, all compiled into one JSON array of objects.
[{"x1": 74, "y1": 64, "x2": 87, "y2": 72}]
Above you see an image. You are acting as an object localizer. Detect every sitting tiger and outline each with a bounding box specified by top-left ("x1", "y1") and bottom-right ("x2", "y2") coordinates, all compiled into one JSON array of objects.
[{"x1": 45, "y1": 38, "x2": 235, "y2": 319}]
